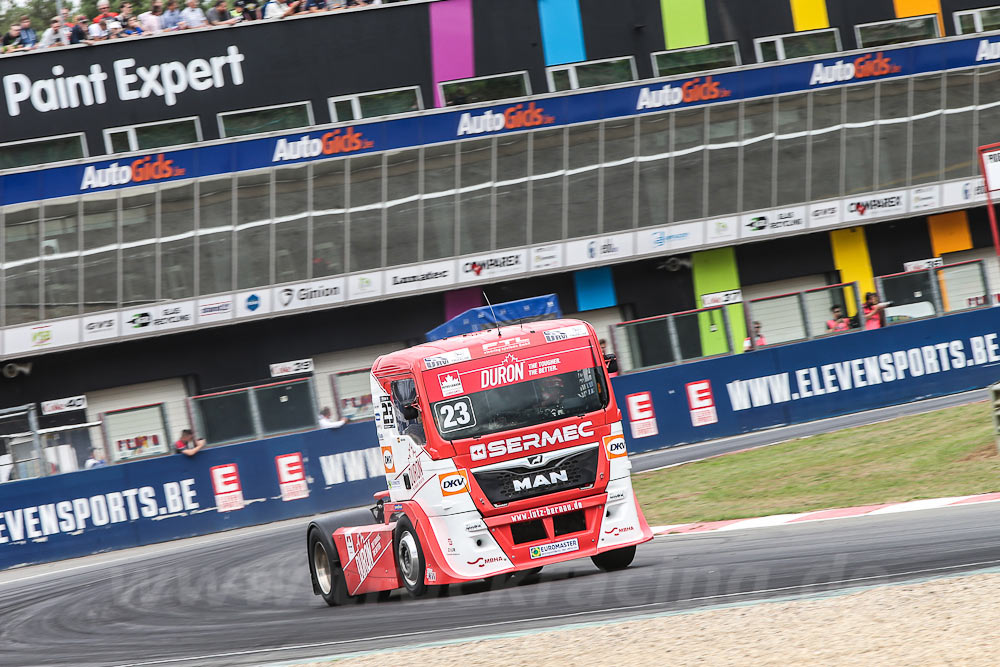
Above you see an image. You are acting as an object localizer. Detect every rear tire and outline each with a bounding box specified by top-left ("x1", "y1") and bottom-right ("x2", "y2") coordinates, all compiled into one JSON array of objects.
[
  {"x1": 591, "y1": 545, "x2": 636, "y2": 572},
  {"x1": 393, "y1": 516, "x2": 428, "y2": 597},
  {"x1": 310, "y1": 530, "x2": 350, "y2": 606}
]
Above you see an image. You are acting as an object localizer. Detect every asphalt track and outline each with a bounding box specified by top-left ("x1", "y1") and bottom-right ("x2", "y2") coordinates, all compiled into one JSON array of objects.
[{"x1": 0, "y1": 390, "x2": 995, "y2": 667}]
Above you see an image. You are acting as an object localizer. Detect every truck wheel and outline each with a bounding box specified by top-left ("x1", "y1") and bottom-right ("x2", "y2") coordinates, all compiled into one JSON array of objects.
[
  {"x1": 310, "y1": 530, "x2": 349, "y2": 606},
  {"x1": 591, "y1": 545, "x2": 636, "y2": 572},
  {"x1": 394, "y1": 516, "x2": 428, "y2": 597}
]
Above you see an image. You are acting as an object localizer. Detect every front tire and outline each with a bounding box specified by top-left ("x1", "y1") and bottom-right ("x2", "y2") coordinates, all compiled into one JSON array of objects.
[
  {"x1": 591, "y1": 545, "x2": 636, "y2": 572},
  {"x1": 310, "y1": 530, "x2": 349, "y2": 606},
  {"x1": 394, "y1": 516, "x2": 428, "y2": 597}
]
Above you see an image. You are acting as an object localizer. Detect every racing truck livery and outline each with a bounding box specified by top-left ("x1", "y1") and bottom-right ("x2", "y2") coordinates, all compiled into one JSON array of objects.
[{"x1": 307, "y1": 319, "x2": 653, "y2": 604}]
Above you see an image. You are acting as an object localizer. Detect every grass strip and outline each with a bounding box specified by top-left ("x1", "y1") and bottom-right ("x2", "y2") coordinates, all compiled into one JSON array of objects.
[{"x1": 634, "y1": 401, "x2": 1000, "y2": 526}]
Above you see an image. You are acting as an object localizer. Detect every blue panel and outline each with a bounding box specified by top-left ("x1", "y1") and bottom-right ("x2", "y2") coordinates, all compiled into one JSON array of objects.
[
  {"x1": 574, "y1": 266, "x2": 617, "y2": 311},
  {"x1": 613, "y1": 307, "x2": 1000, "y2": 455},
  {"x1": 427, "y1": 294, "x2": 562, "y2": 340},
  {"x1": 537, "y1": 0, "x2": 587, "y2": 66}
]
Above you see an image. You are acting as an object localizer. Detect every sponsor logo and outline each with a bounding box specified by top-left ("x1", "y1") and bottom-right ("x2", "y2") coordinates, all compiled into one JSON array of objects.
[
  {"x1": 976, "y1": 39, "x2": 1000, "y2": 62},
  {"x1": 626, "y1": 393, "x2": 658, "y2": 439},
  {"x1": 391, "y1": 270, "x2": 449, "y2": 286},
  {"x1": 40, "y1": 395, "x2": 87, "y2": 415},
  {"x1": 531, "y1": 245, "x2": 561, "y2": 270},
  {"x1": 603, "y1": 434, "x2": 627, "y2": 459},
  {"x1": 964, "y1": 181, "x2": 987, "y2": 200},
  {"x1": 848, "y1": 196, "x2": 902, "y2": 216},
  {"x1": 275, "y1": 452, "x2": 309, "y2": 502},
  {"x1": 650, "y1": 230, "x2": 691, "y2": 248},
  {"x1": 457, "y1": 101, "x2": 555, "y2": 136},
  {"x1": 513, "y1": 469, "x2": 569, "y2": 492},
  {"x1": 812, "y1": 206, "x2": 837, "y2": 218},
  {"x1": 481, "y1": 356, "x2": 525, "y2": 389},
  {"x1": 199, "y1": 301, "x2": 232, "y2": 318},
  {"x1": 85, "y1": 318, "x2": 115, "y2": 332},
  {"x1": 210, "y1": 463, "x2": 245, "y2": 512},
  {"x1": 608, "y1": 489, "x2": 627, "y2": 502},
  {"x1": 511, "y1": 500, "x2": 583, "y2": 523},
  {"x1": 424, "y1": 348, "x2": 472, "y2": 370},
  {"x1": 463, "y1": 254, "x2": 521, "y2": 276},
  {"x1": 439, "y1": 470, "x2": 470, "y2": 496},
  {"x1": 701, "y1": 289, "x2": 743, "y2": 307},
  {"x1": 529, "y1": 537, "x2": 579, "y2": 560},
  {"x1": 686, "y1": 380, "x2": 719, "y2": 427},
  {"x1": 470, "y1": 420, "x2": 595, "y2": 460},
  {"x1": 279, "y1": 288, "x2": 294, "y2": 306},
  {"x1": 129, "y1": 312, "x2": 151, "y2": 329},
  {"x1": 465, "y1": 520, "x2": 487, "y2": 532},
  {"x1": 466, "y1": 556, "x2": 507, "y2": 568},
  {"x1": 542, "y1": 324, "x2": 589, "y2": 342},
  {"x1": 635, "y1": 75, "x2": 731, "y2": 110},
  {"x1": 30, "y1": 326, "x2": 52, "y2": 347},
  {"x1": 439, "y1": 372, "x2": 464, "y2": 398},
  {"x1": 604, "y1": 526, "x2": 636, "y2": 536},
  {"x1": 809, "y1": 52, "x2": 900, "y2": 86},
  {"x1": 381, "y1": 446, "x2": 395, "y2": 473},
  {"x1": 269, "y1": 358, "x2": 313, "y2": 377},
  {"x1": 482, "y1": 337, "x2": 531, "y2": 354},
  {"x1": 3, "y1": 46, "x2": 245, "y2": 118},
  {"x1": 351, "y1": 531, "x2": 383, "y2": 582},
  {"x1": 81, "y1": 154, "x2": 184, "y2": 190},
  {"x1": 747, "y1": 216, "x2": 767, "y2": 232},
  {"x1": 271, "y1": 128, "x2": 374, "y2": 162},
  {"x1": 587, "y1": 238, "x2": 620, "y2": 259},
  {"x1": 246, "y1": 294, "x2": 261, "y2": 312},
  {"x1": 153, "y1": 306, "x2": 191, "y2": 327}
]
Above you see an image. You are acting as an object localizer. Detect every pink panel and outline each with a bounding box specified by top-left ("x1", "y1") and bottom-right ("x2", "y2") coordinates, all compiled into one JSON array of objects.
[
  {"x1": 429, "y1": 0, "x2": 475, "y2": 107},
  {"x1": 444, "y1": 287, "x2": 482, "y2": 320}
]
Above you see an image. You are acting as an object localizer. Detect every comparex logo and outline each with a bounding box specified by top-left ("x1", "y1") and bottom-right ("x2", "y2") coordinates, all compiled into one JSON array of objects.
[
  {"x1": 463, "y1": 254, "x2": 521, "y2": 276},
  {"x1": 848, "y1": 196, "x2": 902, "y2": 216},
  {"x1": 457, "y1": 102, "x2": 555, "y2": 136},
  {"x1": 271, "y1": 128, "x2": 374, "y2": 162},
  {"x1": 809, "y1": 52, "x2": 900, "y2": 86},
  {"x1": 470, "y1": 420, "x2": 594, "y2": 460},
  {"x1": 81, "y1": 154, "x2": 184, "y2": 190},
  {"x1": 636, "y1": 76, "x2": 731, "y2": 110}
]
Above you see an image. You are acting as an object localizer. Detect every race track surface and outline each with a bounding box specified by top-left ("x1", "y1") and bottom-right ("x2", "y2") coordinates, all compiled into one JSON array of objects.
[
  {"x1": 0, "y1": 390, "x2": 993, "y2": 667},
  {"x1": 1, "y1": 502, "x2": 998, "y2": 667}
]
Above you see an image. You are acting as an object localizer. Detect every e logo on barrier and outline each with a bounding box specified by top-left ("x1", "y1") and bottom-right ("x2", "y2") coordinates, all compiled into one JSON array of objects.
[
  {"x1": 210, "y1": 463, "x2": 245, "y2": 512},
  {"x1": 625, "y1": 392, "x2": 659, "y2": 439},
  {"x1": 685, "y1": 380, "x2": 719, "y2": 427},
  {"x1": 275, "y1": 452, "x2": 309, "y2": 502}
]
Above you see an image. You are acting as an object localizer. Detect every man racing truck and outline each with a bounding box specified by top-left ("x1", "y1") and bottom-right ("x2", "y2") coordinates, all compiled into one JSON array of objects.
[{"x1": 307, "y1": 319, "x2": 652, "y2": 604}]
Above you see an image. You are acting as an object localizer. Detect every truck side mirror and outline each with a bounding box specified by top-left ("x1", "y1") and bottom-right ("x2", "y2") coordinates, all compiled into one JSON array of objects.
[{"x1": 604, "y1": 354, "x2": 619, "y2": 374}]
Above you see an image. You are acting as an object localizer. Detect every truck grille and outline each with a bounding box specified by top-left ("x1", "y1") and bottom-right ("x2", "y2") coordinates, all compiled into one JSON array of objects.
[{"x1": 472, "y1": 445, "x2": 599, "y2": 504}]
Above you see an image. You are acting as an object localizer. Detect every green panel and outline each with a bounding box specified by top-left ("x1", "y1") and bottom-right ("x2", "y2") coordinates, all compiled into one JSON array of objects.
[
  {"x1": 660, "y1": 0, "x2": 710, "y2": 50},
  {"x1": 691, "y1": 247, "x2": 746, "y2": 356}
]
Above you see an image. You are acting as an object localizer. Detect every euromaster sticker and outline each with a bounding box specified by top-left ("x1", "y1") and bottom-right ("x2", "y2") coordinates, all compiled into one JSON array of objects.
[{"x1": 529, "y1": 538, "x2": 579, "y2": 559}]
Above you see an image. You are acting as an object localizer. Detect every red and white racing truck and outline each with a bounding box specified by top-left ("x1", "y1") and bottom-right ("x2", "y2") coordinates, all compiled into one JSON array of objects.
[{"x1": 307, "y1": 319, "x2": 652, "y2": 604}]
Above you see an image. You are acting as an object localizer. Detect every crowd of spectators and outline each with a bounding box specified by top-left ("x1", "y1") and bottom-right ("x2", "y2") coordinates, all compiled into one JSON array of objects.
[{"x1": 1, "y1": 0, "x2": 394, "y2": 53}]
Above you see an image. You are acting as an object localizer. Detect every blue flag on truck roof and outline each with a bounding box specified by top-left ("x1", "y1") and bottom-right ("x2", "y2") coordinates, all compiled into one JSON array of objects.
[{"x1": 426, "y1": 294, "x2": 561, "y2": 341}]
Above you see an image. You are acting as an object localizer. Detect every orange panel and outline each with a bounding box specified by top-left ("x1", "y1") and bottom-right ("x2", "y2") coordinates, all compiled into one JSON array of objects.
[
  {"x1": 893, "y1": 0, "x2": 944, "y2": 36},
  {"x1": 928, "y1": 211, "x2": 972, "y2": 256}
]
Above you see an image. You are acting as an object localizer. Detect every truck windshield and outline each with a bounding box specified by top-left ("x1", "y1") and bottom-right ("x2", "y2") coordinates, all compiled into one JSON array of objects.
[{"x1": 430, "y1": 367, "x2": 607, "y2": 441}]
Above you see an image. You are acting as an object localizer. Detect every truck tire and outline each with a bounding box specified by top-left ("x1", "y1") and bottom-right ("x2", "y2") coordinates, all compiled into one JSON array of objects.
[
  {"x1": 309, "y1": 529, "x2": 350, "y2": 606},
  {"x1": 394, "y1": 516, "x2": 428, "y2": 597},
  {"x1": 591, "y1": 545, "x2": 636, "y2": 572}
]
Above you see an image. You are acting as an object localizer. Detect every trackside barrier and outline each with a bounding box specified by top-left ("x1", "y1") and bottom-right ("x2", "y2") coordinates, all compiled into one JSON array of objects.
[
  {"x1": 0, "y1": 423, "x2": 384, "y2": 570},
  {"x1": 614, "y1": 305, "x2": 1000, "y2": 454}
]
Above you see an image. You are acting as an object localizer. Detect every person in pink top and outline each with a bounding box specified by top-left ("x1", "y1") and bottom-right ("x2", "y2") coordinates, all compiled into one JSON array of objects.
[
  {"x1": 862, "y1": 292, "x2": 889, "y2": 329},
  {"x1": 743, "y1": 321, "x2": 767, "y2": 351},
  {"x1": 826, "y1": 304, "x2": 851, "y2": 332}
]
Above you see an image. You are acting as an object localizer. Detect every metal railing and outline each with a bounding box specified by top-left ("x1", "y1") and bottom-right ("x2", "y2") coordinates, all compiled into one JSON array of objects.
[
  {"x1": 745, "y1": 282, "x2": 865, "y2": 349},
  {"x1": 190, "y1": 377, "x2": 319, "y2": 446},
  {"x1": 876, "y1": 260, "x2": 991, "y2": 323},
  {"x1": 611, "y1": 305, "x2": 733, "y2": 373}
]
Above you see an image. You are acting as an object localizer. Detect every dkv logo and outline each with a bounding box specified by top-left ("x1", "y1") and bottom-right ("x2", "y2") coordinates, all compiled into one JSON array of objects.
[{"x1": 439, "y1": 470, "x2": 469, "y2": 496}]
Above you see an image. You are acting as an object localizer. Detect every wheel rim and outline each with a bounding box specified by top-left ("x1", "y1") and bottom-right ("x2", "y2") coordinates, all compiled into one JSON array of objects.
[
  {"x1": 397, "y1": 531, "x2": 420, "y2": 587},
  {"x1": 313, "y1": 542, "x2": 332, "y2": 595}
]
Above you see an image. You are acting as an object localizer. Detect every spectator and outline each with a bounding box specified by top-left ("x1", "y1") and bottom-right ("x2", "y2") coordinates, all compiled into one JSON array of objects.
[
  {"x1": 174, "y1": 429, "x2": 206, "y2": 457},
  {"x1": 826, "y1": 304, "x2": 851, "y2": 332},
  {"x1": 37, "y1": 17, "x2": 64, "y2": 48},
  {"x1": 263, "y1": 0, "x2": 301, "y2": 19},
  {"x1": 1, "y1": 23, "x2": 24, "y2": 52},
  {"x1": 161, "y1": 0, "x2": 183, "y2": 29},
  {"x1": 118, "y1": 1, "x2": 136, "y2": 24},
  {"x1": 85, "y1": 448, "x2": 107, "y2": 469},
  {"x1": 88, "y1": 18, "x2": 110, "y2": 40},
  {"x1": 181, "y1": 0, "x2": 209, "y2": 27},
  {"x1": 139, "y1": 2, "x2": 164, "y2": 33},
  {"x1": 207, "y1": 0, "x2": 239, "y2": 25},
  {"x1": 862, "y1": 292, "x2": 889, "y2": 330},
  {"x1": 107, "y1": 21, "x2": 124, "y2": 38},
  {"x1": 743, "y1": 320, "x2": 767, "y2": 351},
  {"x1": 318, "y1": 407, "x2": 346, "y2": 429},
  {"x1": 18, "y1": 16, "x2": 37, "y2": 48},
  {"x1": 60, "y1": 7, "x2": 75, "y2": 31},
  {"x1": 68, "y1": 15, "x2": 90, "y2": 43},
  {"x1": 305, "y1": 0, "x2": 328, "y2": 12},
  {"x1": 93, "y1": 0, "x2": 119, "y2": 24},
  {"x1": 234, "y1": 0, "x2": 261, "y2": 20},
  {"x1": 122, "y1": 16, "x2": 144, "y2": 35}
]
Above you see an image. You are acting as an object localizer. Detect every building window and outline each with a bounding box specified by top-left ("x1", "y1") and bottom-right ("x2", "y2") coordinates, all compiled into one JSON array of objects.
[
  {"x1": 754, "y1": 28, "x2": 841, "y2": 62},
  {"x1": 103, "y1": 118, "x2": 202, "y2": 154},
  {"x1": 546, "y1": 56, "x2": 637, "y2": 92},
  {"x1": 217, "y1": 101, "x2": 314, "y2": 139},
  {"x1": 328, "y1": 86, "x2": 423, "y2": 123},
  {"x1": 955, "y1": 6, "x2": 1000, "y2": 34},
  {"x1": 0, "y1": 133, "x2": 87, "y2": 170},
  {"x1": 439, "y1": 71, "x2": 531, "y2": 107},
  {"x1": 651, "y1": 43, "x2": 740, "y2": 78},
  {"x1": 856, "y1": 15, "x2": 939, "y2": 48}
]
